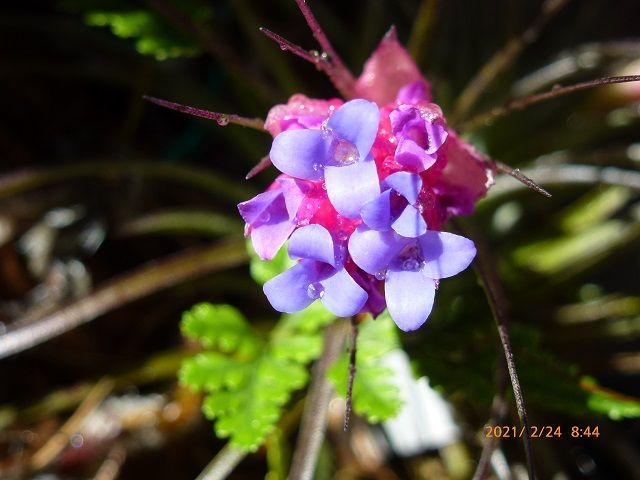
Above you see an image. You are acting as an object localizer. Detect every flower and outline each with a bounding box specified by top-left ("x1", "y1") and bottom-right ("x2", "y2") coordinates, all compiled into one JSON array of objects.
[
  {"x1": 269, "y1": 99, "x2": 381, "y2": 218},
  {"x1": 360, "y1": 171, "x2": 427, "y2": 238},
  {"x1": 390, "y1": 103, "x2": 448, "y2": 172},
  {"x1": 263, "y1": 224, "x2": 367, "y2": 317},
  {"x1": 348, "y1": 226, "x2": 476, "y2": 331},
  {"x1": 238, "y1": 175, "x2": 308, "y2": 260}
]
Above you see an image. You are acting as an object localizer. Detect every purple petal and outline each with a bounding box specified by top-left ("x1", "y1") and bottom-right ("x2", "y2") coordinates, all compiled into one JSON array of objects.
[
  {"x1": 320, "y1": 268, "x2": 368, "y2": 317},
  {"x1": 237, "y1": 190, "x2": 281, "y2": 225},
  {"x1": 419, "y1": 231, "x2": 476, "y2": 279},
  {"x1": 250, "y1": 219, "x2": 296, "y2": 260},
  {"x1": 348, "y1": 226, "x2": 410, "y2": 275},
  {"x1": 360, "y1": 190, "x2": 392, "y2": 231},
  {"x1": 395, "y1": 139, "x2": 437, "y2": 172},
  {"x1": 263, "y1": 262, "x2": 318, "y2": 313},
  {"x1": 276, "y1": 177, "x2": 308, "y2": 218},
  {"x1": 325, "y1": 158, "x2": 380, "y2": 218},
  {"x1": 288, "y1": 224, "x2": 335, "y2": 266},
  {"x1": 385, "y1": 270, "x2": 436, "y2": 331},
  {"x1": 391, "y1": 204, "x2": 427, "y2": 238},
  {"x1": 382, "y1": 171, "x2": 422, "y2": 204},
  {"x1": 424, "y1": 121, "x2": 448, "y2": 155},
  {"x1": 270, "y1": 129, "x2": 331, "y2": 180},
  {"x1": 396, "y1": 81, "x2": 432, "y2": 104},
  {"x1": 327, "y1": 99, "x2": 380, "y2": 159}
]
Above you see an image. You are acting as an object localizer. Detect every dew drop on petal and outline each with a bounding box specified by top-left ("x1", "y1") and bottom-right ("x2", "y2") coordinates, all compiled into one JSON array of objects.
[
  {"x1": 332, "y1": 139, "x2": 360, "y2": 166},
  {"x1": 259, "y1": 211, "x2": 271, "y2": 222},
  {"x1": 434, "y1": 279, "x2": 440, "y2": 290},
  {"x1": 402, "y1": 258, "x2": 421, "y2": 271},
  {"x1": 307, "y1": 282, "x2": 325, "y2": 299},
  {"x1": 312, "y1": 162, "x2": 324, "y2": 172},
  {"x1": 375, "y1": 270, "x2": 387, "y2": 281}
]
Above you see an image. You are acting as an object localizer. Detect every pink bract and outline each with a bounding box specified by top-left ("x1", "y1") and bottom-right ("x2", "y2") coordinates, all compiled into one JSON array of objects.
[{"x1": 264, "y1": 94, "x2": 343, "y2": 137}]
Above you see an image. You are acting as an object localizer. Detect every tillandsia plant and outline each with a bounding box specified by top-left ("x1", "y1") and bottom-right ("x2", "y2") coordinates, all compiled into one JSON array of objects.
[{"x1": 137, "y1": 1, "x2": 640, "y2": 478}]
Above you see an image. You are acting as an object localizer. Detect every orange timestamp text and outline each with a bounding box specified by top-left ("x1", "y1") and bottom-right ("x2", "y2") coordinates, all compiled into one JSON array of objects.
[{"x1": 484, "y1": 425, "x2": 600, "y2": 438}]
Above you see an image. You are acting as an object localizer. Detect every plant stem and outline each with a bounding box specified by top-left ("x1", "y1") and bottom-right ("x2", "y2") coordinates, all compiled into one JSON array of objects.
[
  {"x1": 457, "y1": 219, "x2": 537, "y2": 480},
  {"x1": 463, "y1": 75, "x2": 640, "y2": 131},
  {"x1": 195, "y1": 444, "x2": 247, "y2": 480},
  {"x1": 496, "y1": 161, "x2": 552, "y2": 197},
  {"x1": 143, "y1": 96, "x2": 266, "y2": 131},
  {"x1": 488, "y1": 164, "x2": 640, "y2": 199},
  {"x1": 293, "y1": 0, "x2": 355, "y2": 98},
  {"x1": 0, "y1": 239, "x2": 248, "y2": 360},
  {"x1": 343, "y1": 316, "x2": 358, "y2": 430},
  {"x1": 288, "y1": 319, "x2": 348, "y2": 480}
]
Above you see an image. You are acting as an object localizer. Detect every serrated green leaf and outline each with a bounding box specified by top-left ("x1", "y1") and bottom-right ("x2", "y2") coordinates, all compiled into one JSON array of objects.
[
  {"x1": 181, "y1": 303, "x2": 260, "y2": 356},
  {"x1": 247, "y1": 240, "x2": 295, "y2": 285},
  {"x1": 328, "y1": 314, "x2": 403, "y2": 423},
  {"x1": 180, "y1": 301, "x2": 331, "y2": 451}
]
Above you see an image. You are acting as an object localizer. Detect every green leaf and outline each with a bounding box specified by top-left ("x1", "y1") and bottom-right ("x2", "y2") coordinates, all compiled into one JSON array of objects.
[
  {"x1": 181, "y1": 303, "x2": 260, "y2": 356},
  {"x1": 328, "y1": 313, "x2": 403, "y2": 423},
  {"x1": 179, "y1": 302, "x2": 336, "y2": 451},
  {"x1": 247, "y1": 240, "x2": 295, "y2": 285},
  {"x1": 61, "y1": 0, "x2": 213, "y2": 60}
]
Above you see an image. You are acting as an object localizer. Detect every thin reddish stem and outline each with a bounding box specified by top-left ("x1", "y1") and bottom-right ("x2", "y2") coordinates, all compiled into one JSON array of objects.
[
  {"x1": 260, "y1": 27, "x2": 319, "y2": 64},
  {"x1": 143, "y1": 96, "x2": 266, "y2": 131},
  {"x1": 464, "y1": 75, "x2": 640, "y2": 130},
  {"x1": 293, "y1": 0, "x2": 355, "y2": 98},
  {"x1": 496, "y1": 162, "x2": 552, "y2": 198},
  {"x1": 246, "y1": 155, "x2": 272, "y2": 180}
]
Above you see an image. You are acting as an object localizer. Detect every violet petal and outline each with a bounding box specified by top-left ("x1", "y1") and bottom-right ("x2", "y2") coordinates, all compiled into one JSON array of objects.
[
  {"x1": 395, "y1": 138, "x2": 437, "y2": 172},
  {"x1": 327, "y1": 99, "x2": 380, "y2": 159},
  {"x1": 360, "y1": 190, "x2": 392, "y2": 231},
  {"x1": 270, "y1": 129, "x2": 331, "y2": 180},
  {"x1": 382, "y1": 171, "x2": 422, "y2": 204},
  {"x1": 391, "y1": 204, "x2": 427, "y2": 238},
  {"x1": 385, "y1": 270, "x2": 436, "y2": 331},
  {"x1": 237, "y1": 190, "x2": 281, "y2": 225},
  {"x1": 320, "y1": 268, "x2": 368, "y2": 317},
  {"x1": 287, "y1": 224, "x2": 335, "y2": 267},
  {"x1": 263, "y1": 262, "x2": 317, "y2": 313},
  {"x1": 325, "y1": 158, "x2": 380, "y2": 218},
  {"x1": 348, "y1": 226, "x2": 410, "y2": 275},
  {"x1": 419, "y1": 231, "x2": 477, "y2": 279}
]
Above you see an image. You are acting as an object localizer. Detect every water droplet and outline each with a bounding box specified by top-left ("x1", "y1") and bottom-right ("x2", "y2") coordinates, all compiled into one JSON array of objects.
[
  {"x1": 279, "y1": 43, "x2": 287, "y2": 51},
  {"x1": 402, "y1": 258, "x2": 421, "y2": 271},
  {"x1": 321, "y1": 182, "x2": 327, "y2": 191},
  {"x1": 312, "y1": 162, "x2": 324, "y2": 171},
  {"x1": 375, "y1": 270, "x2": 387, "y2": 281},
  {"x1": 259, "y1": 211, "x2": 271, "y2": 223},
  {"x1": 307, "y1": 282, "x2": 325, "y2": 299},
  {"x1": 434, "y1": 279, "x2": 440, "y2": 290},
  {"x1": 333, "y1": 139, "x2": 359, "y2": 166},
  {"x1": 216, "y1": 115, "x2": 229, "y2": 126}
]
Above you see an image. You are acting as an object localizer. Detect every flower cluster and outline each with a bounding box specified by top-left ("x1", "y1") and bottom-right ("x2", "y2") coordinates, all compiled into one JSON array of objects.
[{"x1": 238, "y1": 34, "x2": 494, "y2": 331}]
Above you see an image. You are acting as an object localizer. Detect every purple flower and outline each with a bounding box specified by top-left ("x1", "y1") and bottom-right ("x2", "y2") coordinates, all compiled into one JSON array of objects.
[
  {"x1": 348, "y1": 226, "x2": 476, "y2": 331},
  {"x1": 264, "y1": 224, "x2": 368, "y2": 317},
  {"x1": 238, "y1": 176, "x2": 307, "y2": 260},
  {"x1": 269, "y1": 99, "x2": 381, "y2": 218},
  {"x1": 360, "y1": 171, "x2": 427, "y2": 238},
  {"x1": 390, "y1": 104, "x2": 447, "y2": 172}
]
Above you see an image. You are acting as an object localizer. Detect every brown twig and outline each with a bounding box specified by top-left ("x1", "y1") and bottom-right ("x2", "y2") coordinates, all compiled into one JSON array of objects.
[
  {"x1": 293, "y1": 0, "x2": 355, "y2": 98},
  {"x1": 30, "y1": 377, "x2": 115, "y2": 471},
  {"x1": 463, "y1": 75, "x2": 640, "y2": 131},
  {"x1": 343, "y1": 316, "x2": 359, "y2": 430},
  {"x1": 288, "y1": 319, "x2": 348, "y2": 480},
  {"x1": 0, "y1": 239, "x2": 248, "y2": 360},
  {"x1": 196, "y1": 444, "x2": 247, "y2": 480},
  {"x1": 496, "y1": 161, "x2": 552, "y2": 197},
  {"x1": 143, "y1": 96, "x2": 266, "y2": 131},
  {"x1": 452, "y1": 0, "x2": 570, "y2": 123}
]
